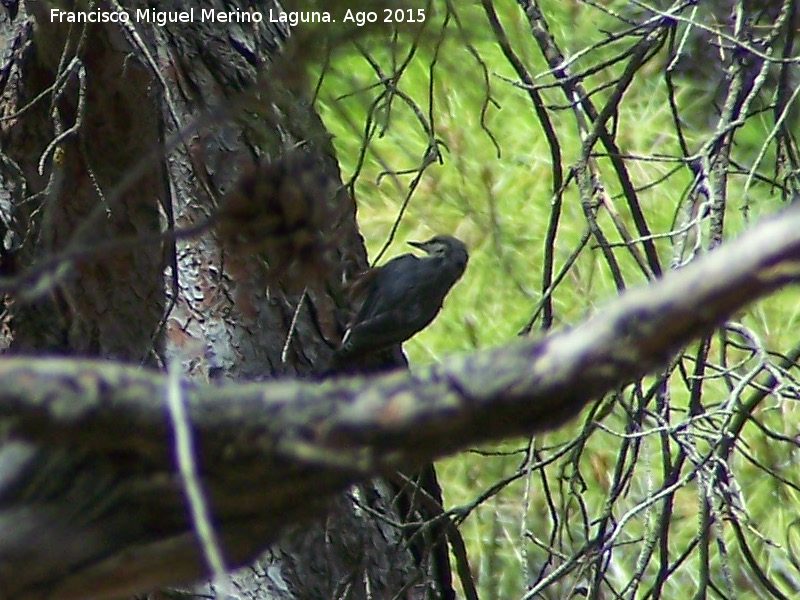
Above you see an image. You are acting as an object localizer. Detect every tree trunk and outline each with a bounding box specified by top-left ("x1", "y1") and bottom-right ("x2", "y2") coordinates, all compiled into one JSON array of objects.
[{"x1": 0, "y1": 2, "x2": 436, "y2": 598}]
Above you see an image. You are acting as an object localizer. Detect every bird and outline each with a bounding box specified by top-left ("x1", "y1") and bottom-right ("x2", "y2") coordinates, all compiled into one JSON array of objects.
[
  {"x1": 330, "y1": 236, "x2": 468, "y2": 600},
  {"x1": 335, "y1": 234, "x2": 468, "y2": 361}
]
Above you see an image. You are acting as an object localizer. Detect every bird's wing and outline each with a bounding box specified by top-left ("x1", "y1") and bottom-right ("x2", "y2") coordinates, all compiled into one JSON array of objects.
[
  {"x1": 338, "y1": 303, "x2": 425, "y2": 358},
  {"x1": 350, "y1": 254, "x2": 420, "y2": 322},
  {"x1": 337, "y1": 252, "x2": 457, "y2": 359}
]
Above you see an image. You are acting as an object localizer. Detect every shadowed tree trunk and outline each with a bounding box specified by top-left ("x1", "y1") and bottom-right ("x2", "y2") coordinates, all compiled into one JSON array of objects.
[{"x1": 0, "y1": 1, "x2": 440, "y2": 598}]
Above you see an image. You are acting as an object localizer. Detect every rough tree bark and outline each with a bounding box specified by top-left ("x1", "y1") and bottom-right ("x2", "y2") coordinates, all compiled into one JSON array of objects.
[{"x1": 0, "y1": 1, "x2": 437, "y2": 599}]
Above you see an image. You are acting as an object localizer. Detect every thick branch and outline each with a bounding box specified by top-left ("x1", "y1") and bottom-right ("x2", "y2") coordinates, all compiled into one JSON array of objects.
[{"x1": 2, "y1": 204, "x2": 800, "y2": 599}]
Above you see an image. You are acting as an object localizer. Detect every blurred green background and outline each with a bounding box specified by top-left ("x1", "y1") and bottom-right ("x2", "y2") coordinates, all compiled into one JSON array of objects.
[{"x1": 312, "y1": 1, "x2": 800, "y2": 598}]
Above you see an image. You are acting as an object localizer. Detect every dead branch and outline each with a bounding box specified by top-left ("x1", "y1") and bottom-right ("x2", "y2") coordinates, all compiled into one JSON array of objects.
[{"x1": 1, "y1": 203, "x2": 800, "y2": 599}]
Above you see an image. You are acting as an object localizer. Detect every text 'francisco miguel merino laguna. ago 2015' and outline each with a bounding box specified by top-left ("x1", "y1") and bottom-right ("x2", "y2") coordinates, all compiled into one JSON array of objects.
[{"x1": 49, "y1": 8, "x2": 335, "y2": 26}]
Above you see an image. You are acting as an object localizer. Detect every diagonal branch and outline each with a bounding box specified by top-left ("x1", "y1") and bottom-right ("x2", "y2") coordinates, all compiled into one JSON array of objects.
[{"x1": 2, "y1": 203, "x2": 800, "y2": 599}]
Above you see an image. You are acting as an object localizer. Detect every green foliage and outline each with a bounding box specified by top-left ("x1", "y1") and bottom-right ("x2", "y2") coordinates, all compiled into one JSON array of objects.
[{"x1": 314, "y1": 1, "x2": 800, "y2": 598}]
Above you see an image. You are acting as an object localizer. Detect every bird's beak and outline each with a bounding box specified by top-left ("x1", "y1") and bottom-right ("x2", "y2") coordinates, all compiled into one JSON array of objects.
[{"x1": 408, "y1": 240, "x2": 427, "y2": 252}]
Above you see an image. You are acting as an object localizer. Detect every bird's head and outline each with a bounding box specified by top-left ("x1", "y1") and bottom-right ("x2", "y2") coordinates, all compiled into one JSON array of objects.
[{"x1": 408, "y1": 235, "x2": 469, "y2": 271}]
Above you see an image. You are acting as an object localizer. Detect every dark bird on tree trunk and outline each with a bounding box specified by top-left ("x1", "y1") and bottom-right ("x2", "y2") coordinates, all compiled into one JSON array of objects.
[
  {"x1": 328, "y1": 235, "x2": 469, "y2": 600},
  {"x1": 335, "y1": 234, "x2": 468, "y2": 362}
]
